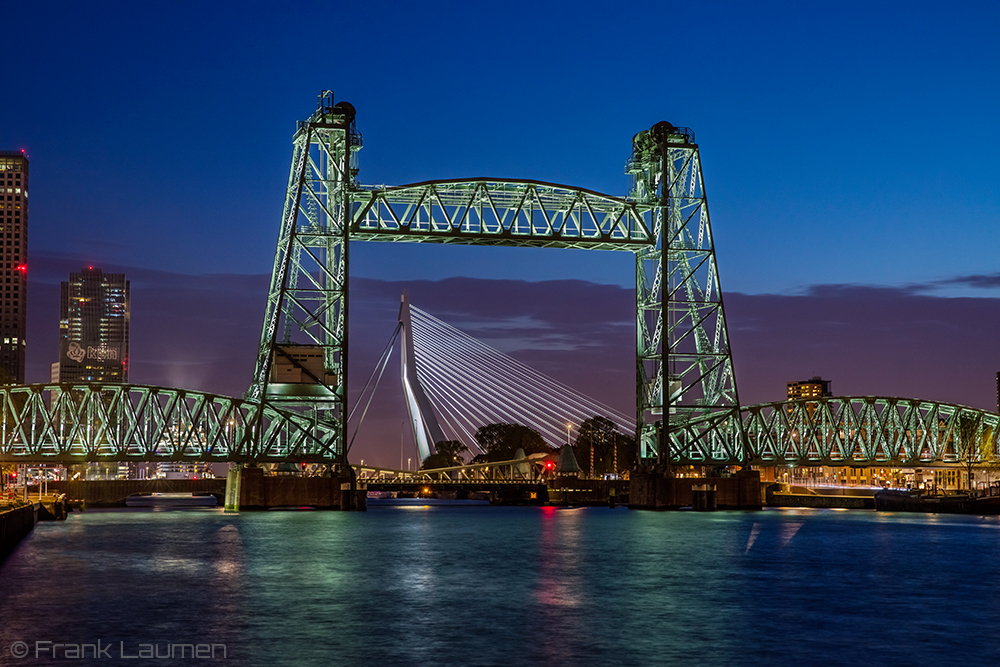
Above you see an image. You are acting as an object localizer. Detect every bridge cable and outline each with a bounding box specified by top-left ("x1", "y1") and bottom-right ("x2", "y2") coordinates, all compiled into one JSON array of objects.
[
  {"x1": 407, "y1": 305, "x2": 634, "y2": 453},
  {"x1": 346, "y1": 322, "x2": 402, "y2": 455}
]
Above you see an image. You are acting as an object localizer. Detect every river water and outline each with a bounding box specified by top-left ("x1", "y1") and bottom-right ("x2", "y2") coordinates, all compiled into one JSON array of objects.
[{"x1": 2, "y1": 501, "x2": 1000, "y2": 666}]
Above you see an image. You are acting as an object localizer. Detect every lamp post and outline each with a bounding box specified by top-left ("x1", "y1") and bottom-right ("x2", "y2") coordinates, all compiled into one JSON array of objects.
[{"x1": 566, "y1": 422, "x2": 572, "y2": 447}]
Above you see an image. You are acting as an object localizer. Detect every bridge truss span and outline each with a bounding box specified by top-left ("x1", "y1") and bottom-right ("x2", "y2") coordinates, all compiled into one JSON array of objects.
[
  {"x1": 740, "y1": 396, "x2": 1000, "y2": 467},
  {"x1": 0, "y1": 384, "x2": 342, "y2": 463},
  {"x1": 350, "y1": 178, "x2": 656, "y2": 250}
]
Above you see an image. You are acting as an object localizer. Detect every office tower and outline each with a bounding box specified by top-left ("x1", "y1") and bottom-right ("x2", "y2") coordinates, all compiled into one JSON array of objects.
[
  {"x1": 56, "y1": 267, "x2": 130, "y2": 383},
  {"x1": 0, "y1": 151, "x2": 27, "y2": 384},
  {"x1": 787, "y1": 376, "x2": 832, "y2": 401}
]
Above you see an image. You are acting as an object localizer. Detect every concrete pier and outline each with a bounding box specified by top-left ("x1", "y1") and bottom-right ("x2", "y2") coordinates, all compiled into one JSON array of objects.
[
  {"x1": 629, "y1": 468, "x2": 761, "y2": 510},
  {"x1": 44, "y1": 479, "x2": 227, "y2": 507},
  {"x1": 547, "y1": 479, "x2": 629, "y2": 506},
  {"x1": 224, "y1": 466, "x2": 366, "y2": 511}
]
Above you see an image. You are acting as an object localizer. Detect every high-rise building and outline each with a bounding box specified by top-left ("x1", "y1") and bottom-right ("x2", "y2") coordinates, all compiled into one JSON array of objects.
[
  {"x1": 0, "y1": 151, "x2": 28, "y2": 384},
  {"x1": 55, "y1": 267, "x2": 130, "y2": 383},
  {"x1": 787, "y1": 376, "x2": 832, "y2": 401}
]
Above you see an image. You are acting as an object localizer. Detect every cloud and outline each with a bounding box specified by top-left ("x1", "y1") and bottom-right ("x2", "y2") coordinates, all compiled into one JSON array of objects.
[{"x1": 933, "y1": 273, "x2": 1000, "y2": 290}]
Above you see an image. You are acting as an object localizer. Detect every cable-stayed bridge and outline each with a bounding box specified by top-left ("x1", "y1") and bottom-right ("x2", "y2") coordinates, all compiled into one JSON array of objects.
[
  {"x1": 0, "y1": 91, "x2": 997, "y2": 475},
  {"x1": 397, "y1": 295, "x2": 633, "y2": 462}
]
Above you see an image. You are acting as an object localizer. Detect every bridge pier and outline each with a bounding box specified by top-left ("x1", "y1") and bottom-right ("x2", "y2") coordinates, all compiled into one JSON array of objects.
[
  {"x1": 44, "y1": 479, "x2": 227, "y2": 507},
  {"x1": 223, "y1": 466, "x2": 366, "y2": 511},
  {"x1": 629, "y1": 467, "x2": 761, "y2": 510}
]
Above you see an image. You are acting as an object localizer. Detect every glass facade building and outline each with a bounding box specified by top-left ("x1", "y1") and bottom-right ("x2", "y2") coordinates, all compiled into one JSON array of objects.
[{"x1": 58, "y1": 267, "x2": 130, "y2": 382}]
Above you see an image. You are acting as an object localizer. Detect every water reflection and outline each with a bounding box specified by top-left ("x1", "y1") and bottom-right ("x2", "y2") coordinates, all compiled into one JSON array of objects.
[
  {"x1": 537, "y1": 507, "x2": 583, "y2": 608},
  {"x1": 3, "y1": 506, "x2": 1000, "y2": 665}
]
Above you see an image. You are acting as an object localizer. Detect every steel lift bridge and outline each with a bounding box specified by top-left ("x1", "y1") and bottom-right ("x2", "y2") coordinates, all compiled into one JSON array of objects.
[{"x1": 1, "y1": 91, "x2": 998, "y2": 471}]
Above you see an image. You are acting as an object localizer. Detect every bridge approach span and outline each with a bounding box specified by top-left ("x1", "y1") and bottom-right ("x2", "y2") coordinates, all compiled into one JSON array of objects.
[
  {"x1": 734, "y1": 395, "x2": 1000, "y2": 468},
  {"x1": 0, "y1": 383, "x2": 341, "y2": 463}
]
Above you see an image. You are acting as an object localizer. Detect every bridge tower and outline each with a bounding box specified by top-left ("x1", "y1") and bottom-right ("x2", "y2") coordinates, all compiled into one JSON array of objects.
[
  {"x1": 399, "y1": 292, "x2": 446, "y2": 463},
  {"x1": 629, "y1": 122, "x2": 745, "y2": 465},
  {"x1": 247, "y1": 91, "x2": 362, "y2": 463}
]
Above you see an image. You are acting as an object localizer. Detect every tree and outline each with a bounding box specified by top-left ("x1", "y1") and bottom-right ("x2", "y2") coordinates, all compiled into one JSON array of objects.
[
  {"x1": 957, "y1": 413, "x2": 980, "y2": 491},
  {"x1": 474, "y1": 423, "x2": 552, "y2": 462},
  {"x1": 572, "y1": 416, "x2": 637, "y2": 477},
  {"x1": 421, "y1": 440, "x2": 469, "y2": 470}
]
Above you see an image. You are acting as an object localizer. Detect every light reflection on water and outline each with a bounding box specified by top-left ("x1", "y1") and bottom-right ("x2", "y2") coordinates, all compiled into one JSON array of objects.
[{"x1": 2, "y1": 504, "x2": 1000, "y2": 666}]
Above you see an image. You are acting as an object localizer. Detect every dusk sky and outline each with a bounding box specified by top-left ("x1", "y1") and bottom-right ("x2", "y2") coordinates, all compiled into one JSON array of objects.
[{"x1": 2, "y1": 1, "x2": 998, "y2": 466}]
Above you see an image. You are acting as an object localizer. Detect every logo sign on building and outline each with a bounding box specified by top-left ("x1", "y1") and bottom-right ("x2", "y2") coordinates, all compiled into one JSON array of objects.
[{"x1": 61, "y1": 340, "x2": 126, "y2": 369}]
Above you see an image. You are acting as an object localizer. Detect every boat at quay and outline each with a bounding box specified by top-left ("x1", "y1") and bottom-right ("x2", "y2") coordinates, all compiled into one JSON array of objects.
[{"x1": 875, "y1": 486, "x2": 1000, "y2": 514}]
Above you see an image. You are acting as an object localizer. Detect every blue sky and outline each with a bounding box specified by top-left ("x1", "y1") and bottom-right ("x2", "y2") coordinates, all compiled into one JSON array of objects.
[
  {"x1": 4, "y1": 1, "x2": 997, "y2": 293},
  {"x1": 2, "y1": 1, "x2": 999, "y2": 465}
]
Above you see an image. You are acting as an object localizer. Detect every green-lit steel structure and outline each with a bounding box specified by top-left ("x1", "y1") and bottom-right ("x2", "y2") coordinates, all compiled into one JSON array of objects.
[
  {"x1": 246, "y1": 92, "x2": 744, "y2": 466},
  {"x1": 743, "y1": 396, "x2": 999, "y2": 467},
  {"x1": 0, "y1": 384, "x2": 338, "y2": 462},
  {"x1": 1, "y1": 383, "x2": 996, "y2": 468}
]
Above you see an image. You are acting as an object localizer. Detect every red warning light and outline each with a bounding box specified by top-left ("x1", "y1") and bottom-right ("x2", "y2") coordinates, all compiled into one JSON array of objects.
[
  {"x1": 545, "y1": 461, "x2": 555, "y2": 470},
  {"x1": 15, "y1": 264, "x2": 25, "y2": 273}
]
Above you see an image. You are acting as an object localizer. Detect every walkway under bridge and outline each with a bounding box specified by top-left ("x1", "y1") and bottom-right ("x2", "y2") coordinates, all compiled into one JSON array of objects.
[{"x1": 355, "y1": 457, "x2": 547, "y2": 485}]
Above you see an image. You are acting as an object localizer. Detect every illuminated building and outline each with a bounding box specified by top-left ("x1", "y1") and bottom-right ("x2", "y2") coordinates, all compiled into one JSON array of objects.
[
  {"x1": 787, "y1": 376, "x2": 832, "y2": 401},
  {"x1": 0, "y1": 151, "x2": 28, "y2": 383},
  {"x1": 55, "y1": 267, "x2": 130, "y2": 383}
]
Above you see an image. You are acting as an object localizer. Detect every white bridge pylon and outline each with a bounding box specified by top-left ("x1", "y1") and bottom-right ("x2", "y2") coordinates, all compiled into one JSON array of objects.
[{"x1": 399, "y1": 294, "x2": 634, "y2": 462}]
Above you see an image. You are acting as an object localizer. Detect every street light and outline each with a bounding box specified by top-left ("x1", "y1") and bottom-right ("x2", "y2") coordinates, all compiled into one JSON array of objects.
[{"x1": 566, "y1": 422, "x2": 573, "y2": 447}]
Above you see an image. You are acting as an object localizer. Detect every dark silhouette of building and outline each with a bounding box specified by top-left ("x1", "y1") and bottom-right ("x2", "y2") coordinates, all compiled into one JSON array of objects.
[
  {"x1": 0, "y1": 151, "x2": 27, "y2": 384},
  {"x1": 54, "y1": 267, "x2": 130, "y2": 383}
]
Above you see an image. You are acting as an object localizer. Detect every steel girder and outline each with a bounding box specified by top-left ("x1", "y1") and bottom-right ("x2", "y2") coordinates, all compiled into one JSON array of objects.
[
  {"x1": 629, "y1": 123, "x2": 745, "y2": 464},
  {"x1": 350, "y1": 179, "x2": 654, "y2": 250},
  {"x1": 739, "y1": 396, "x2": 1000, "y2": 467},
  {"x1": 0, "y1": 384, "x2": 341, "y2": 463}
]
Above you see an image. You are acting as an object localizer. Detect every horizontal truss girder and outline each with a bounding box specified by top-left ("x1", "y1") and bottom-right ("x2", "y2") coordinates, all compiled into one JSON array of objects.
[
  {"x1": 732, "y1": 396, "x2": 998, "y2": 467},
  {"x1": 0, "y1": 384, "x2": 341, "y2": 463},
  {"x1": 350, "y1": 179, "x2": 655, "y2": 249}
]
